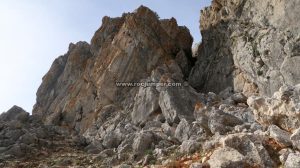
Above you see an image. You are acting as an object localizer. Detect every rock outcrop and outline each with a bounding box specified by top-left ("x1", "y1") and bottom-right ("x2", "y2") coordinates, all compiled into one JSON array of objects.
[
  {"x1": 248, "y1": 84, "x2": 300, "y2": 131},
  {"x1": 0, "y1": 106, "x2": 88, "y2": 167},
  {"x1": 2, "y1": 1, "x2": 300, "y2": 167},
  {"x1": 189, "y1": 0, "x2": 300, "y2": 96},
  {"x1": 33, "y1": 6, "x2": 194, "y2": 134}
]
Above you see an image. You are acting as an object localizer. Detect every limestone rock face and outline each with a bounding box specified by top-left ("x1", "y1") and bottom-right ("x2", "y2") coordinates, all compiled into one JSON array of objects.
[
  {"x1": 159, "y1": 85, "x2": 204, "y2": 124},
  {"x1": 189, "y1": 0, "x2": 300, "y2": 96},
  {"x1": 248, "y1": 84, "x2": 300, "y2": 131},
  {"x1": 4, "y1": 2, "x2": 300, "y2": 167},
  {"x1": 131, "y1": 83, "x2": 160, "y2": 125},
  {"x1": 33, "y1": 6, "x2": 193, "y2": 133}
]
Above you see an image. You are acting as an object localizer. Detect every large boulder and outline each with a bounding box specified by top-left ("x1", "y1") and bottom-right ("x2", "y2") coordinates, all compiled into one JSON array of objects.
[
  {"x1": 285, "y1": 153, "x2": 300, "y2": 168},
  {"x1": 207, "y1": 147, "x2": 246, "y2": 168},
  {"x1": 175, "y1": 118, "x2": 191, "y2": 142},
  {"x1": 131, "y1": 84, "x2": 160, "y2": 125},
  {"x1": 220, "y1": 133, "x2": 275, "y2": 167},
  {"x1": 248, "y1": 85, "x2": 300, "y2": 131},
  {"x1": 290, "y1": 128, "x2": 300, "y2": 151},
  {"x1": 268, "y1": 125, "x2": 292, "y2": 147},
  {"x1": 159, "y1": 85, "x2": 204, "y2": 124},
  {"x1": 194, "y1": 107, "x2": 243, "y2": 135},
  {"x1": 132, "y1": 132, "x2": 154, "y2": 157},
  {"x1": 208, "y1": 109, "x2": 243, "y2": 135},
  {"x1": 180, "y1": 140, "x2": 200, "y2": 154}
]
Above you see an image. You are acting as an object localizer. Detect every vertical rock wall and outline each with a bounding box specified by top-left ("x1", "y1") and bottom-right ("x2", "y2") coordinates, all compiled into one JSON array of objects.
[{"x1": 189, "y1": 0, "x2": 300, "y2": 96}]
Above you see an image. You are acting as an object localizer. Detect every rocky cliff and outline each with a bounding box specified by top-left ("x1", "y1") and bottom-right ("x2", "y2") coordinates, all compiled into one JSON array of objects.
[
  {"x1": 33, "y1": 6, "x2": 194, "y2": 133},
  {"x1": 189, "y1": 0, "x2": 300, "y2": 97},
  {"x1": 1, "y1": 1, "x2": 300, "y2": 168}
]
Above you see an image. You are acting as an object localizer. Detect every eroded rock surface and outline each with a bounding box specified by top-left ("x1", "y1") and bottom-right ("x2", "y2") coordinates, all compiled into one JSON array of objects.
[
  {"x1": 0, "y1": 106, "x2": 87, "y2": 167},
  {"x1": 2, "y1": 1, "x2": 300, "y2": 167},
  {"x1": 248, "y1": 84, "x2": 300, "y2": 131},
  {"x1": 189, "y1": 0, "x2": 300, "y2": 97},
  {"x1": 33, "y1": 6, "x2": 193, "y2": 134}
]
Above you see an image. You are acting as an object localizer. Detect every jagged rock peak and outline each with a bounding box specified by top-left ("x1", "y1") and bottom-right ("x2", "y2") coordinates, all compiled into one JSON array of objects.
[
  {"x1": 33, "y1": 6, "x2": 194, "y2": 134},
  {"x1": 91, "y1": 5, "x2": 193, "y2": 56},
  {"x1": 0, "y1": 105, "x2": 28, "y2": 122},
  {"x1": 4, "y1": 2, "x2": 300, "y2": 167}
]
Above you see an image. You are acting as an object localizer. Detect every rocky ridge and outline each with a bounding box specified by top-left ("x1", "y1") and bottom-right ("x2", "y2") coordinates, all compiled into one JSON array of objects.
[{"x1": 1, "y1": 1, "x2": 300, "y2": 168}]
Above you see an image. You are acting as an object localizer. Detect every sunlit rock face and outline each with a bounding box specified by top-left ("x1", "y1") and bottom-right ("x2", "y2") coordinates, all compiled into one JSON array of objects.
[
  {"x1": 33, "y1": 6, "x2": 193, "y2": 133},
  {"x1": 189, "y1": 0, "x2": 300, "y2": 97},
  {"x1": 248, "y1": 84, "x2": 300, "y2": 131},
  {"x1": 3, "y1": 1, "x2": 300, "y2": 167}
]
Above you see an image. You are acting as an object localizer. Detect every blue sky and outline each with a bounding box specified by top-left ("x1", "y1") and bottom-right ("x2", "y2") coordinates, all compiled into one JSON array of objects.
[{"x1": 0, "y1": 0, "x2": 211, "y2": 113}]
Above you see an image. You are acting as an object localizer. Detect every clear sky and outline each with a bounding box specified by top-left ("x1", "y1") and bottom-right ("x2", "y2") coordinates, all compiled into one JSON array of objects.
[{"x1": 0, "y1": 0, "x2": 211, "y2": 113}]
